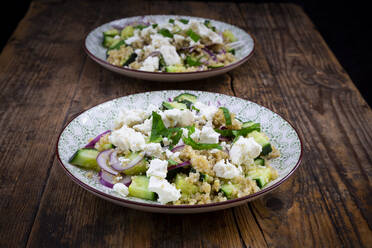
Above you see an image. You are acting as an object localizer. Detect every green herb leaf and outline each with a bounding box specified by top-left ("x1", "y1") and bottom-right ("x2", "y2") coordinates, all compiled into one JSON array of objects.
[
  {"x1": 186, "y1": 56, "x2": 202, "y2": 66},
  {"x1": 134, "y1": 24, "x2": 149, "y2": 30},
  {"x1": 152, "y1": 24, "x2": 158, "y2": 29},
  {"x1": 220, "y1": 107, "x2": 232, "y2": 126},
  {"x1": 186, "y1": 29, "x2": 200, "y2": 42},
  {"x1": 168, "y1": 159, "x2": 178, "y2": 165},
  {"x1": 169, "y1": 19, "x2": 175, "y2": 24},
  {"x1": 179, "y1": 19, "x2": 189, "y2": 24},
  {"x1": 150, "y1": 112, "x2": 167, "y2": 143},
  {"x1": 182, "y1": 136, "x2": 222, "y2": 150},
  {"x1": 158, "y1": 28, "x2": 173, "y2": 38}
]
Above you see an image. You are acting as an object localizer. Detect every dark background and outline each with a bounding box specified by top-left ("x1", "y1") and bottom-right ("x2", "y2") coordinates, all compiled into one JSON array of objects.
[{"x1": 1, "y1": 0, "x2": 370, "y2": 105}]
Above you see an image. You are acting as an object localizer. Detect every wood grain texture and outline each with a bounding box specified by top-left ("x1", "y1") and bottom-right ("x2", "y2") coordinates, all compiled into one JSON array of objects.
[{"x1": 0, "y1": 0, "x2": 370, "y2": 247}]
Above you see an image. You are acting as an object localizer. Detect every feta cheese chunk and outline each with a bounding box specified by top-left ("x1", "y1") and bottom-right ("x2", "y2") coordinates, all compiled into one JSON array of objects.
[
  {"x1": 146, "y1": 159, "x2": 168, "y2": 178},
  {"x1": 140, "y1": 26, "x2": 156, "y2": 38},
  {"x1": 125, "y1": 35, "x2": 140, "y2": 45},
  {"x1": 213, "y1": 159, "x2": 242, "y2": 179},
  {"x1": 165, "y1": 149, "x2": 180, "y2": 161},
  {"x1": 150, "y1": 33, "x2": 171, "y2": 48},
  {"x1": 140, "y1": 56, "x2": 159, "y2": 72},
  {"x1": 190, "y1": 20, "x2": 223, "y2": 44},
  {"x1": 173, "y1": 34, "x2": 185, "y2": 45},
  {"x1": 229, "y1": 137, "x2": 262, "y2": 165},
  {"x1": 159, "y1": 45, "x2": 181, "y2": 65},
  {"x1": 148, "y1": 176, "x2": 181, "y2": 204},
  {"x1": 113, "y1": 183, "x2": 129, "y2": 197},
  {"x1": 133, "y1": 117, "x2": 152, "y2": 136},
  {"x1": 109, "y1": 126, "x2": 145, "y2": 152},
  {"x1": 194, "y1": 101, "x2": 218, "y2": 122},
  {"x1": 199, "y1": 126, "x2": 220, "y2": 144},
  {"x1": 143, "y1": 143, "x2": 163, "y2": 158},
  {"x1": 115, "y1": 108, "x2": 148, "y2": 128},
  {"x1": 161, "y1": 109, "x2": 194, "y2": 128}
]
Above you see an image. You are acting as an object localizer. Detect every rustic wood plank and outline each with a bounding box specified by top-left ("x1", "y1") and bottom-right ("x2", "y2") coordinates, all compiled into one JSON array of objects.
[
  {"x1": 233, "y1": 3, "x2": 372, "y2": 247},
  {"x1": 0, "y1": 1, "x2": 104, "y2": 247}
]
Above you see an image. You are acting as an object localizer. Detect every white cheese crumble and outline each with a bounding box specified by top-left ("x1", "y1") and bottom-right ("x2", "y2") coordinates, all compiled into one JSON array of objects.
[
  {"x1": 189, "y1": 20, "x2": 223, "y2": 44},
  {"x1": 109, "y1": 125, "x2": 146, "y2": 152},
  {"x1": 229, "y1": 137, "x2": 262, "y2": 165},
  {"x1": 143, "y1": 143, "x2": 164, "y2": 158},
  {"x1": 213, "y1": 159, "x2": 242, "y2": 179},
  {"x1": 146, "y1": 159, "x2": 168, "y2": 178},
  {"x1": 113, "y1": 183, "x2": 129, "y2": 197},
  {"x1": 133, "y1": 117, "x2": 152, "y2": 136},
  {"x1": 114, "y1": 108, "x2": 148, "y2": 128},
  {"x1": 165, "y1": 149, "x2": 180, "y2": 161},
  {"x1": 194, "y1": 101, "x2": 218, "y2": 122},
  {"x1": 159, "y1": 45, "x2": 181, "y2": 65},
  {"x1": 140, "y1": 56, "x2": 159, "y2": 72},
  {"x1": 161, "y1": 109, "x2": 194, "y2": 128},
  {"x1": 148, "y1": 176, "x2": 181, "y2": 204},
  {"x1": 199, "y1": 126, "x2": 220, "y2": 144}
]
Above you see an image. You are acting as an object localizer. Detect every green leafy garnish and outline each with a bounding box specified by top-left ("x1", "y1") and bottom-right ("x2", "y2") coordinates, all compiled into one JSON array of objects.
[
  {"x1": 169, "y1": 19, "x2": 175, "y2": 24},
  {"x1": 179, "y1": 19, "x2": 189, "y2": 24},
  {"x1": 228, "y1": 48, "x2": 235, "y2": 55},
  {"x1": 168, "y1": 159, "x2": 178, "y2": 165},
  {"x1": 214, "y1": 122, "x2": 261, "y2": 140},
  {"x1": 134, "y1": 24, "x2": 148, "y2": 30},
  {"x1": 186, "y1": 56, "x2": 202, "y2": 66},
  {"x1": 186, "y1": 29, "x2": 200, "y2": 42},
  {"x1": 220, "y1": 107, "x2": 232, "y2": 126},
  {"x1": 158, "y1": 28, "x2": 173, "y2": 38},
  {"x1": 149, "y1": 112, "x2": 182, "y2": 149},
  {"x1": 152, "y1": 24, "x2": 158, "y2": 29},
  {"x1": 182, "y1": 136, "x2": 222, "y2": 150}
]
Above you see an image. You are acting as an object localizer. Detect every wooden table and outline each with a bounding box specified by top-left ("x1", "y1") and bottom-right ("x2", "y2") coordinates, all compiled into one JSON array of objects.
[{"x1": 1, "y1": 0, "x2": 371, "y2": 247}]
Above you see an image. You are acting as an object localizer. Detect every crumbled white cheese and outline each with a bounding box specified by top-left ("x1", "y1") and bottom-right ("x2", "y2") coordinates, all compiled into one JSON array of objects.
[
  {"x1": 125, "y1": 35, "x2": 140, "y2": 45},
  {"x1": 109, "y1": 126, "x2": 146, "y2": 152},
  {"x1": 161, "y1": 109, "x2": 194, "y2": 128},
  {"x1": 165, "y1": 149, "x2": 180, "y2": 161},
  {"x1": 113, "y1": 183, "x2": 129, "y2": 197},
  {"x1": 148, "y1": 176, "x2": 181, "y2": 204},
  {"x1": 199, "y1": 126, "x2": 220, "y2": 144},
  {"x1": 194, "y1": 101, "x2": 218, "y2": 122},
  {"x1": 134, "y1": 48, "x2": 143, "y2": 57},
  {"x1": 229, "y1": 137, "x2": 262, "y2": 165},
  {"x1": 140, "y1": 26, "x2": 156, "y2": 38},
  {"x1": 162, "y1": 137, "x2": 171, "y2": 146},
  {"x1": 213, "y1": 159, "x2": 242, "y2": 179},
  {"x1": 140, "y1": 56, "x2": 159, "y2": 72},
  {"x1": 190, "y1": 128, "x2": 201, "y2": 141},
  {"x1": 159, "y1": 45, "x2": 181, "y2": 65},
  {"x1": 146, "y1": 159, "x2": 168, "y2": 178},
  {"x1": 175, "y1": 20, "x2": 190, "y2": 30},
  {"x1": 173, "y1": 34, "x2": 185, "y2": 45},
  {"x1": 143, "y1": 143, "x2": 164, "y2": 158},
  {"x1": 189, "y1": 20, "x2": 223, "y2": 44},
  {"x1": 115, "y1": 108, "x2": 148, "y2": 128},
  {"x1": 151, "y1": 33, "x2": 171, "y2": 48},
  {"x1": 133, "y1": 117, "x2": 152, "y2": 136}
]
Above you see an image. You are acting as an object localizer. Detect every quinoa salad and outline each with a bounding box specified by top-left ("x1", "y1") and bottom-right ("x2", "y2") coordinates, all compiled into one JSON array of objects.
[
  {"x1": 69, "y1": 93, "x2": 280, "y2": 205},
  {"x1": 101, "y1": 18, "x2": 239, "y2": 72}
]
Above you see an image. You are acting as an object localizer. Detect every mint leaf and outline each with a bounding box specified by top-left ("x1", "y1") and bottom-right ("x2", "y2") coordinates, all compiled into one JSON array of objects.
[
  {"x1": 158, "y1": 28, "x2": 173, "y2": 38},
  {"x1": 186, "y1": 29, "x2": 200, "y2": 42},
  {"x1": 220, "y1": 107, "x2": 232, "y2": 126}
]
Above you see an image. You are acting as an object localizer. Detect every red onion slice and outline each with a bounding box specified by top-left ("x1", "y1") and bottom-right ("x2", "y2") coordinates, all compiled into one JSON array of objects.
[
  {"x1": 111, "y1": 152, "x2": 145, "y2": 171},
  {"x1": 202, "y1": 47, "x2": 217, "y2": 61},
  {"x1": 96, "y1": 149, "x2": 118, "y2": 175},
  {"x1": 219, "y1": 136, "x2": 231, "y2": 142},
  {"x1": 168, "y1": 160, "x2": 191, "y2": 171},
  {"x1": 99, "y1": 170, "x2": 132, "y2": 188},
  {"x1": 121, "y1": 175, "x2": 132, "y2": 187},
  {"x1": 85, "y1": 130, "x2": 111, "y2": 148},
  {"x1": 171, "y1": 145, "x2": 185, "y2": 153}
]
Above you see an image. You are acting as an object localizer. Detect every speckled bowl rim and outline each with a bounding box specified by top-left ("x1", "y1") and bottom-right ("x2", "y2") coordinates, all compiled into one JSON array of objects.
[
  {"x1": 56, "y1": 91, "x2": 303, "y2": 209},
  {"x1": 83, "y1": 15, "x2": 256, "y2": 75}
]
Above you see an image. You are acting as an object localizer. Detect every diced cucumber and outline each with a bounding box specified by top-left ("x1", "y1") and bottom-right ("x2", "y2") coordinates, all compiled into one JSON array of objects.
[
  {"x1": 162, "y1": 101, "x2": 187, "y2": 110},
  {"x1": 228, "y1": 48, "x2": 235, "y2": 55},
  {"x1": 120, "y1": 53, "x2": 137, "y2": 67},
  {"x1": 103, "y1": 29, "x2": 119, "y2": 37},
  {"x1": 175, "y1": 174, "x2": 198, "y2": 195},
  {"x1": 128, "y1": 176, "x2": 156, "y2": 200},
  {"x1": 102, "y1": 36, "x2": 115, "y2": 48},
  {"x1": 68, "y1": 148, "x2": 100, "y2": 171},
  {"x1": 220, "y1": 184, "x2": 238, "y2": 199},
  {"x1": 123, "y1": 152, "x2": 148, "y2": 175},
  {"x1": 247, "y1": 167, "x2": 272, "y2": 188},
  {"x1": 254, "y1": 158, "x2": 265, "y2": 166},
  {"x1": 222, "y1": 30, "x2": 238, "y2": 42},
  {"x1": 248, "y1": 131, "x2": 272, "y2": 156},
  {"x1": 108, "y1": 39, "x2": 126, "y2": 51},
  {"x1": 165, "y1": 65, "x2": 187, "y2": 72},
  {"x1": 121, "y1": 25, "x2": 134, "y2": 39},
  {"x1": 208, "y1": 63, "x2": 224, "y2": 69},
  {"x1": 173, "y1": 93, "x2": 198, "y2": 103}
]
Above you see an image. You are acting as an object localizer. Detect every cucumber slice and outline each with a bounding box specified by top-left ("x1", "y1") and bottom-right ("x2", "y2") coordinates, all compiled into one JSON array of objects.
[
  {"x1": 103, "y1": 29, "x2": 119, "y2": 37},
  {"x1": 121, "y1": 25, "x2": 134, "y2": 39},
  {"x1": 242, "y1": 121, "x2": 256, "y2": 129},
  {"x1": 128, "y1": 176, "x2": 156, "y2": 200},
  {"x1": 68, "y1": 148, "x2": 100, "y2": 171},
  {"x1": 123, "y1": 152, "x2": 148, "y2": 175},
  {"x1": 108, "y1": 39, "x2": 126, "y2": 51},
  {"x1": 222, "y1": 30, "x2": 238, "y2": 42},
  {"x1": 120, "y1": 53, "x2": 137, "y2": 67},
  {"x1": 208, "y1": 63, "x2": 224, "y2": 69},
  {"x1": 247, "y1": 167, "x2": 272, "y2": 189},
  {"x1": 173, "y1": 93, "x2": 197, "y2": 103},
  {"x1": 162, "y1": 101, "x2": 187, "y2": 110},
  {"x1": 248, "y1": 131, "x2": 272, "y2": 156},
  {"x1": 102, "y1": 36, "x2": 114, "y2": 48},
  {"x1": 165, "y1": 65, "x2": 187, "y2": 72},
  {"x1": 220, "y1": 184, "x2": 238, "y2": 199},
  {"x1": 175, "y1": 174, "x2": 198, "y2": 195},
  {"x1": 254, "y1": 158, "x2": 265, "y2": 166}
]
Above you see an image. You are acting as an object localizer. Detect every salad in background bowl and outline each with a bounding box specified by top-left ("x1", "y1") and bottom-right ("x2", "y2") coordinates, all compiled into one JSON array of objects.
[{"x1": 84, "y1": 15, "x2": 255, "y2": 81}]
